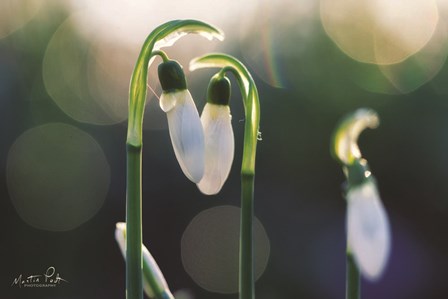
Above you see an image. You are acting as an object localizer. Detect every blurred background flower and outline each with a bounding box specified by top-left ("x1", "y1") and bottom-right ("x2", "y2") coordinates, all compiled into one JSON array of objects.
[{"x1": 1, "y1": 0, "x2": 448, "y2": 298}]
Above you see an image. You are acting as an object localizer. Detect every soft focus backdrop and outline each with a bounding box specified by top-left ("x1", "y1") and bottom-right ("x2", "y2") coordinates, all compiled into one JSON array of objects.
[{"x1": 1, "y1": 0, "x2": 448, "y2": 298}]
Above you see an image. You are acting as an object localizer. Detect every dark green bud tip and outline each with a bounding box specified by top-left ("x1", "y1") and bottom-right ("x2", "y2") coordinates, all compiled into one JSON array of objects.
[
  {"x1": 347, "y1": 158, "x2": 371, "y2": 188},
  {"x1": 158, "y1": 60, "x2": 187, "y2": 92},
  {"x1": 207, "y1": 75, "x2": 231, "y2": 105}
]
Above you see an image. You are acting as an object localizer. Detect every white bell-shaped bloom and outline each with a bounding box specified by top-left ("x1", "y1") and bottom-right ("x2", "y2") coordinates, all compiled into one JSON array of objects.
[
  {"x1": 197, "y1": 103, "x2": 234, "y2": 195},
  {"x1": 159, "y1": 89, "x2": 205, "y2": 183},
  {"x1": 346, "y1": 180, "x2": 391, "y2": 281},
  {"x1": 115, "y1": 223, "x2": 174, "y2": 299}
]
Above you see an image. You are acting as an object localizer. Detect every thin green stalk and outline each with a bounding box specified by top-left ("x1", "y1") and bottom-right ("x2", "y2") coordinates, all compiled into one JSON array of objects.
[
  {"x1": 346, "y1": 252, "x2": 360, "y2": 299},
  {"x1": 190, "y1": 54, "x2": 260, "y2": 299},
  {"x1": 126, "y1": 23, "x2": 177, "y2": 299},
  {"x1": 224, "y1": 66, "x2": 258, "y2": 299},
  {"x1": 126, "y1": 144, "x2": 143, "y2": 299},
  {"x1": 241, "y1": 173, "x2": 255, "y2": 299},
  {"x1": 125, "y1": 20, "x2": 223, "y2": 299}
]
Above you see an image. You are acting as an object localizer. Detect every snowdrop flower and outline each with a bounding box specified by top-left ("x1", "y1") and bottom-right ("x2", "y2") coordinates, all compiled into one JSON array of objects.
[
  {"x1": 115, "y1": 222, "x2": 174, "y2": 299},
  {"x1": 346, "y1": 161, "x2": 391, "y2": 281},
  {"x1": 158, "y1": 60, "x2": 204, "y2": 183},
  {"x1": 197, "y1": 74, "x2": 234, "y2": 195},
  {"x1": 189, "y1": 53, "x2": 261, "y2": 298},
  {"x1": 332, "y1": 108, "x2": 391, "y2": 281}
]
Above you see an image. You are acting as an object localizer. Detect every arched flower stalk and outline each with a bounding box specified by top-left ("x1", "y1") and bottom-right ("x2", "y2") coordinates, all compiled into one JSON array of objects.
[
  {"x1": 190, "y1": 54, "x2": 261, "y2": 299},
  {"x1": 331, "y1": 108, "x2": 391, "y2": 299},
  {"x1": 125, "y1": 20, "x2": 223, "y2": 299}
]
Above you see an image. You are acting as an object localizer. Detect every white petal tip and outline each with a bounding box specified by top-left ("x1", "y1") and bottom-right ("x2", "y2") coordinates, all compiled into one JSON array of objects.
[
  {"x1": 115, "y1": 222, "x2": 126, "y2": 230},
  {"x1": 114, "y1": 222, "x2": 126, "y2": 257},
  {"x1": 197, "y1": 180, "x2": 223, "y2": 195}
]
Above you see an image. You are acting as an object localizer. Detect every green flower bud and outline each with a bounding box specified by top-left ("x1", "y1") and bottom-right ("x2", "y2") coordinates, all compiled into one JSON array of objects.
[
  {"x1": 207, "y1": 74, "x2": 231, "y2": 106},
  {"x1": 158, "y1": 60, "x2": 187, "y2": 92},
  {"x1": 346, "y1": 158, "x2": 371, "y2": 188}
]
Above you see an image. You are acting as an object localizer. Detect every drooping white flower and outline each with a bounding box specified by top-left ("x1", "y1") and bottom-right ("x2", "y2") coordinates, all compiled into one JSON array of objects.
[
  {"x1": 332, "y1": 108, "x2": 391, "y2": 281},
  {"x1": 115, "y1": 222, "x2": 174, "y2": 299},
  {"x1": 346, "y1": 180, "x2": 391, "y2": 281},
  {"x1": 197, "y1": 103, "x2": 234, "y2": 195},
  {"x1": 196, "y1": 74, "x2": 234, "y2": 195},
  {"x1": 158, "y1": 60, "x2": 204, "y2": 183},
  {"x1": 160, "y1": 89, "x2": 205, "y2": 183}
]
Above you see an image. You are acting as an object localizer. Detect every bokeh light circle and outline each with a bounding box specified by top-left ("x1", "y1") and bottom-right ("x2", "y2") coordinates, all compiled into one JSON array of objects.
[
  {"x1": 321, "y1": 0, "x2": 439, "y2": 65},
  {"x1": 67, "y1": 0, "x2": 255, "y2": 46},
  {"x1": 6, "y1": 123, "x2": 110, "y2": 231},
  {"x1": 181, "y1": 205, "x2": 270, "y2": 294},
  {"x1": 43, "y1": 14, "x2": 129, "y2": 125},
  {"x1": 0, "y1": 0, "x2": 43, "y2": 39},
  {"x1": 378, "y1": 19, "x2": 448, "y2": 93},
  {"x1": 239, "y1": 0, "x2": 319, "y2": 88},
  {"x1": 351, "y1": 17, "x2": 448, "y2": 95},
  {"x1": 86, "y1": 37, "x2": 136, "y2": 125}
]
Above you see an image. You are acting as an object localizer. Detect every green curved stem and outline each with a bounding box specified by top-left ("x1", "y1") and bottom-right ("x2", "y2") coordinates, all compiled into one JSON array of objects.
[
  {"x1": 331, "y1": 108, "x2": 380, "y2": 299},
  {"x1": 152, "y1": 50, "x2": 170, "y2": 63},
  {"x1": 127, "y1": 20, "x2": 223, "y2": 147},
  {"x1": 126, "y1": 20, "x2": 223, "y2": 299},
  {"x1": 190, "y1": 54, "x2": 261, "y2": 299}
]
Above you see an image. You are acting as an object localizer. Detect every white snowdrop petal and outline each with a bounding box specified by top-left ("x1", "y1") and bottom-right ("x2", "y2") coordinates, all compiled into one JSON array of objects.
[
  {"x1": 166, "y1": 90, "x2": 204, "y2": 183},
  {"x1": 197, "y1": 104, "x2": 234, "y2": 195},
  {"x1": 347, "y1": 180, "x2": 391, "y2": 280},
  {"x1": 159, "y1": 92, "x2": 177, "y2": 112}
]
